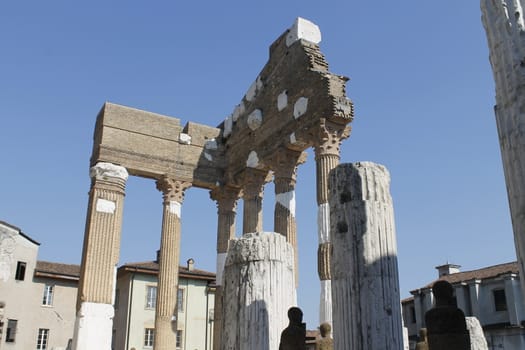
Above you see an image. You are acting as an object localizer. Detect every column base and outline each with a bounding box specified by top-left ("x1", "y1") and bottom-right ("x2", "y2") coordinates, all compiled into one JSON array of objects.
[{"x1": 72, "y1": 302, "x2": 114, "y2": 350}]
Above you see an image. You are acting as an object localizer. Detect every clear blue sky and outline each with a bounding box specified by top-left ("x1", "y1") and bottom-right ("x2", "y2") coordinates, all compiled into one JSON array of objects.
[{"x1": 0, "y1": 1, "x2": 515, "y2": 328}]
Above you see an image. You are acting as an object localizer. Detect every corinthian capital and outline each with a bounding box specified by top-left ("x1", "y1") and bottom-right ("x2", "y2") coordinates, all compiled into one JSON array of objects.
[
  {"x1": 314, "y1": 118, "x2": 351, "y2": 158},
  {"x1": 156, "y1": 176, "x2": 191, "y2": 203}
]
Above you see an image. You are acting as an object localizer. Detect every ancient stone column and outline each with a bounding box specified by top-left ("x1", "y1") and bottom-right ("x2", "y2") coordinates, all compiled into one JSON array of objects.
[
  {"x1": 154, "y1": 177, "x2": 191, "y2": 350},
  {"x1": 73, "y1": 162, "x2": 128, "y2": 350},
  {"x1": 210, "y1": 186, "x2": 240, "y2": 350},
  {"x1": 242, "y1": 168, "x2": 268, "y2": 234},
  {"x1": 329, "y1": 162, "x2": 403, "y2": 350},
  {"x1": 272, "y1": 149, "x2": 306, "y2": 285},
  {"x1": 313, "y1": 118, "x2": 350, "y2": 325},
  {"x1": 481, "y1": 0, "x2": 525, "y2": 298},
  {"x1": 221, "y1": 232, "x2": 296, "y2": 350}
]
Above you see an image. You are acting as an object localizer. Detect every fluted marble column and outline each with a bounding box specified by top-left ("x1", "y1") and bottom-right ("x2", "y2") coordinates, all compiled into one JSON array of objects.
[
  {"x1": 73, "y1": 162, "x2": 128, "y2": 350},
  {"x1": 242, "y1": 168, "x2": 268, "y2": 234},
  {"x1": 481, "y1": 0, "x2": 525, "y2": 299},
  {"x1": 313, "y1": 118, "x2": 350, "y2": 325},
  {"x1": 154, "y1": 177, "x2": 191, "y2": 350},
  {"x1": 272, "y1": 149, "x2": 305, "y2": 286},
  {"x1": 329, "y1": 162, "x2": 402, "y2": 350},
  {"x1": 210, "y1": 186, "x2": 240, "y2": 350}
]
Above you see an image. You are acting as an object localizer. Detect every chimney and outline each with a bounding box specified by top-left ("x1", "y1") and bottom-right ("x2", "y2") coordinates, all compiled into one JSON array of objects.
[
  {"x1": 435, "y1": 263, "x2": 461, "y2": 277},
  {"x1": 187, "y1": 258, "x2": 195, "y2": 271},
  {"x1": 155, "y1": 250, "x2": 161, "y2": 264}
]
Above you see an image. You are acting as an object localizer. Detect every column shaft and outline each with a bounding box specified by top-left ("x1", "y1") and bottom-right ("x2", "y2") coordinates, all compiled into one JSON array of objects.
[
  {"x1": 210, "y1": 187, "x2": 239, "y2": 350},
  {"x1": 73, "y1": 162, "x2": 128, "y2": 350},
  {"x1": 154, "y1": 178, "x2": 190, "y2": 350},
  {"x1": 242, "y1": 169, "x2": 267, "y2": 234}
]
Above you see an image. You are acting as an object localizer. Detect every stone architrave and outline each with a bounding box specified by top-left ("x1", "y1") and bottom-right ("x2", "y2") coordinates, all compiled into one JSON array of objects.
[
  {"x1": 481, "y1": 0, "x2": 525, "y2": 298},
  {"x1": 329, "y1": 162, "x2": 403, "y2": 350},
  {"x1": 154, "y1": 177, "x2": 191, "y2": 350},
  {"x1": 72, "y1": 162, "x2": 128, "y2": 350},
  {"x1": 221, "y1": 232, "x2": 296, "y2": 350}
]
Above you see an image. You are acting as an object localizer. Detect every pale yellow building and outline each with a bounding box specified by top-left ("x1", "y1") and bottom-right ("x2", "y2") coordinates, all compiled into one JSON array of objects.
[{"x1": 113, "y1": 257, "x2": 216, "y2": 350}]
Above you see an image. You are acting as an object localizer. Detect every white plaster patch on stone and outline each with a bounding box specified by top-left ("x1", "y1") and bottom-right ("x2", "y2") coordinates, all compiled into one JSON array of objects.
[
  {"x1": 276, "y1": 190, "x2": 296, "y2": 216},
  {"x1": 232, "y1": 102, "x2": 245, "y2": 122},
  {"x1": 277, "y1": 90, "x2": 288, "y2": 111},
  {"x1": 403, "y1": 327, "x2": 409, "y2": 350},
  {"x1": 205, "y1": 138, "x2": 218, "y2": 150},
  {"x1": 246, "y1": 151, "x2": 259, "y2": 168},
  {"x1": 293, "y1": 97, "x2": 308, "y2": 119},
  {"x1": 224, "y1": 116, "x2": 233, "y2": 137},
  {"x1": 319, "y1": 279, "x2": 332, "y2": 325},
  {"x1": 204, "y1": 152, "x2": 213, "y2": 161},
  {"x1": 285, "y1": 17, "x2": 322, "y2": 47},
  {"x1": 179, "y1": 133, "x2": 192, "y2": 145},
  {"x1": 90, "y1": 162, "x2": 128, "y2": 182},
  {"x1": 466, "y1": 317, "x2": 489, "y2": 350},
  {"x1": 169, "y1": 201, "x2": 181, "y2": 218},
  {"x1": 216, "y1": 252, "x2": 227, "y2": 286},
  {"x1": 72, "y1": 302, "x2": 114, "y2": 350},
  {"x1": 246, "y1": 80, "x2": 257, "y2": 102},
  {"x1": 290, "y1": 132, "x2": 297, "y2": 144},
  {"x1": 96, "y1": 198, "x2": 116, "y2": 214},
  {"x1": 247, "y1": 109, "x2": 263, "y2": 130},
  {"x1": 317, "y1": 203, "x2": 330, "y2": 243}
]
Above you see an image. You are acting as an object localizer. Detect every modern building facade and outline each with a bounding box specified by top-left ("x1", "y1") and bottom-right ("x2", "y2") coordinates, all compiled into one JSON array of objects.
[
  {"x1": 401, "y1": 262, "x2": 525, "y2": 350},
  {"x1": 0, "y1": 220, "x2": 216, "y2": 350},
  {"x1": 113, "y1": 257, "x2": 216, "y2": 350}
]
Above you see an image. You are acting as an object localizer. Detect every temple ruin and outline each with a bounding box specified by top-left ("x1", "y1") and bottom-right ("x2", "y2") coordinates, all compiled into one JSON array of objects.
[{"x1": 73, "y1": 18, "x2": 355, "y2": 350}]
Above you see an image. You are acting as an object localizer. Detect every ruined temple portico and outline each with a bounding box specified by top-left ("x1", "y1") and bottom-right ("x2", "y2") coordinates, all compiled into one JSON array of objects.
[{"x1": 73, "y1": 17, "x2": 354, "y2": 350}]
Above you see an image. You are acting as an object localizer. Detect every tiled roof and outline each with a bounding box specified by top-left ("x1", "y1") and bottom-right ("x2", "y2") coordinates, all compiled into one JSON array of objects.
[
  {"x1": 35, "y1": 261, "x2": 80, "y2": 280},
  {"x1": 410, "y1": 261, "x2": 519, "y2": 294},
  {"x1": 119, "y1": 261, "x2": 216, "y2": 280}
]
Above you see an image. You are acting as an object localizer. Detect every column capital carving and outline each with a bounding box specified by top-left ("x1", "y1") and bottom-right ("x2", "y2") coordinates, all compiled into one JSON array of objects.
[
  {"x1": 314, "y1": 118, "x2": 351, "y2": 158},
  {"x1": 210, "y1": 186, "x2": 241, "y2": 211},
  {"x1": 156, "y1": 176, "x2": 191, "y2": 203},
  {"x1": 241, "y1": 168, "x2": 269, "y2": 199},
  {"x1": 268, "y1": 148, "x2": 307, "y2": 183},
  {"x1": 90, "y1": 162, "x2": 129, "y2": 182}
]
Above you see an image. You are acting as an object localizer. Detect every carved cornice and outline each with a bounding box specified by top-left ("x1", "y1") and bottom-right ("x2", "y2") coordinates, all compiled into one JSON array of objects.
[
  {"x1": 156, "y1": 176, "x2": 191, "y2": 203},
  {"x1": 314, "y1": 118, "x2": 351, "y2": 158}
]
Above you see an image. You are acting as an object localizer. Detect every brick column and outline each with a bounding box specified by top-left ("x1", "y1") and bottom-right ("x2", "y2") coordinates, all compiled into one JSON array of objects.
[
  {"x1": 272, "y1": 149, "x2": 305, "y2": 285},
  {"x1": 154, "y1": 177, "x2": 191, "y2": 350},
  {"x1": 313, "y1": 118, "x2": 350, "y2": 325},
  {"x1": 242, "y1": 168, "x2": 268, "y2": 234},
  {"x1": 73, "y1": 162, "x2": 128, "y2": 350},
  {"x1": 210, "y1": 186, "x2": 240, "y2": 350}
]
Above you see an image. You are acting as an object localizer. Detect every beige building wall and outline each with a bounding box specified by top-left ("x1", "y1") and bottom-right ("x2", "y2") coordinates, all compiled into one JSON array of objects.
[
  {"x1": 114, "y1": 262, "x2": 215, "y2": 350},
  {"x1": 0, "y1": 222, "x2": 77, "y2": 350}
]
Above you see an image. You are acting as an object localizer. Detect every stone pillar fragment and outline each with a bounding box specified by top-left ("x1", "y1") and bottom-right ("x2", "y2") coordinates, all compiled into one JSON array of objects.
[
  {"x1": 481, "y1": 0, "x2": 525, "y2": 299},
  {"x1": 221, "y1": 232, "x2": 296, "y2": 350},
  {"x1": 210, "y1": 186, "x2": 240, "y2": 350},
  {"x1": 242, "y1": 168, "x2": 268, "y2": 234},
  {"x1": 314, "y1": 118, "x2": 350, "y2": 325},
  {"x1": 73, "y1": 162, "x2": 128, "y2": 350},
  {"x1": 154, "y1": 177, "x2": 191, "y2": 350},
  {"x1": 329, "y1": 162, "x2": 403, "y2": 350}
]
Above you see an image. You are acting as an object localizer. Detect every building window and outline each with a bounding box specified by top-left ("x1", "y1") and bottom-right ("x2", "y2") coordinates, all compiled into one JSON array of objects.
[
  {"x1": 42, "y1": 284, "x2": 54, "y2": 306},
  {"x1": 177, "y1": 288, "x2": 184, "y2": 312},
  {"x1": 6, "y1": 319, "x2": 17, "y2": 342},
  {"x1": 36, "y1": 328, "x2": 49, "y2": 349},
  {"x1": 493, "y1": 289, "x2": 508, "y2": 311},
  {"x1": 176, "y1": 330, "x2": 183, "y2": 349},
  {"x1": 409, "y1": 306, "x2": 416, "y2": 324},
  {"x1": 144, "y1": 328, "x2": 154, "y2": 348},
  {"x1": 15, "y1": 261, "x2": 26, "y2": 281},
  {"x1": 146, "y1": 286, "x2": 157, "y2": 309}
]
